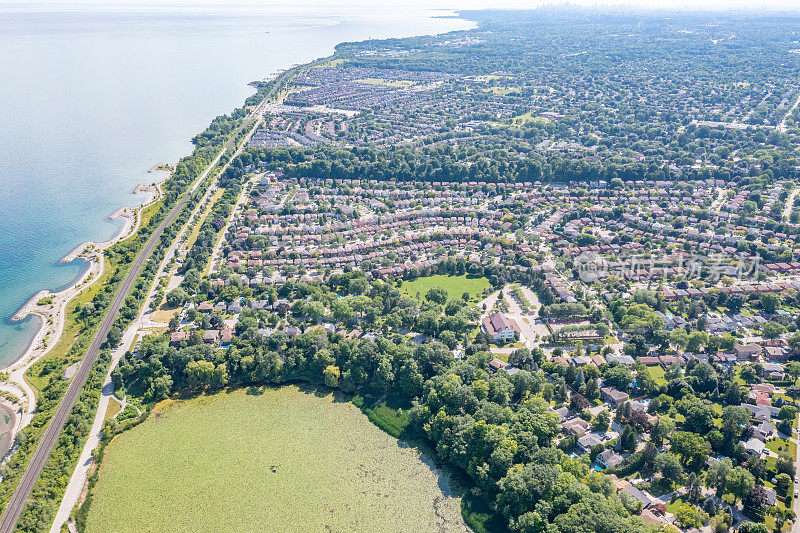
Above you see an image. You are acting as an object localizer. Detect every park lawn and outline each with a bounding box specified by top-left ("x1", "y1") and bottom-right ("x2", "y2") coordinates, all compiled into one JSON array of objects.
[
  {"x1": 151, "y1": 307, "x2": 179, "y2": 324},
  {"x1": 318, "y1": 58, "x2": 345, "y2": 67},
  {"x1": 84, "y1": 386, "x2": 465, "y2": 533},
  {"x1": 401, "y1": 274, "x2": 490, "y2": 303},
  {"x1": 512, "y1": 112, "x2": 549, "y2": 125},
  {"x1": 137, "y1": 198, "x2": 163, "y2": 229},
  {"x1": 484, "y1": 86, "x2": 516, "y2": 95}
]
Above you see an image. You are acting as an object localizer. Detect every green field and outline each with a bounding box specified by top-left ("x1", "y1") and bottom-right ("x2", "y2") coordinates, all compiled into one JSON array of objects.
[
  {"x1": 85, "y1": 386, "x2": 464, "y2": 533},
  {"x1": 401, "y1": 274, "x2": 490, "y2": 303},
  {"x1": 645, "y1": 365, "x2": 667, "y2": 386}
]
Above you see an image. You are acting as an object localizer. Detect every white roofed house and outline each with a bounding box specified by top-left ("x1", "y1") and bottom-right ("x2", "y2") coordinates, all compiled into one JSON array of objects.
[{"x1": 482, "y1": 311, "x2": 521, "y2": 342}]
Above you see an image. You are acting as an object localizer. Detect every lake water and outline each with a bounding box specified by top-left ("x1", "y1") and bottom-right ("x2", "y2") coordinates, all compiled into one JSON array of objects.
[{"x1": 0, "y1": 4, "x2": 473, "y2": 366}]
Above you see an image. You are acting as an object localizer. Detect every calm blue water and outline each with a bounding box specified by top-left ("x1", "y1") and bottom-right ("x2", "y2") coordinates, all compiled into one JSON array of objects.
[{"x1": 0, "y1": 4, "x2": 472, "y2": 366}]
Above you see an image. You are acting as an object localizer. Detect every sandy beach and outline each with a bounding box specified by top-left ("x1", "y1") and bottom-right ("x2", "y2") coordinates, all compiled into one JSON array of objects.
[{"x1": 0, "y1": 176, "x2": 166, "y2": 441}]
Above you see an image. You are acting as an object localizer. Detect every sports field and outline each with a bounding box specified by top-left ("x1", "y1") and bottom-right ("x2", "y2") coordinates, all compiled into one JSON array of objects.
[
  {"x1": 84, "y1": 386, "x2": 465, "y2": 533},
  {"x1": 400, "y1": 274, "x2": 490, "y2": 303}
]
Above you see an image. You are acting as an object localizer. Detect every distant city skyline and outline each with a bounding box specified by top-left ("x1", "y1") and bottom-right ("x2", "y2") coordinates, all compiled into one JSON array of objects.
[{"x1": 5, "y1": 0, "x2": 800, "y2": 12}]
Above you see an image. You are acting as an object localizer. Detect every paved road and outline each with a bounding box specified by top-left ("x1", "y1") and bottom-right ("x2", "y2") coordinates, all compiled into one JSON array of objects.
[
  {"x1": 784, "y1": 186, "x2": 798, "y2": 222},
  {"x1": 0, "y1": 68, "x2": 294, "y2": 532}
]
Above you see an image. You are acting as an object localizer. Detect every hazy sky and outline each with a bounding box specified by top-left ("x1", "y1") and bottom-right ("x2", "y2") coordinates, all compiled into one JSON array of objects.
[{"x1": 6, "y1": 0, "x2": 800, "y2": 11}]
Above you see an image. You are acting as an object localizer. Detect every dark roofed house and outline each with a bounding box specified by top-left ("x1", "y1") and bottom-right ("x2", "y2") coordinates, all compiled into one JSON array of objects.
[
  {"x1": 253, "y1": 300, "x2": 270, "y2": 310},
  {"x1": 553, "y1": 406, "x2": 572, "y2": 423},
  {"x1": 170, "y1": 331, "x2": 189, "y2": 346},
  {"x1": 489, "y1": 358, "x2": 510, "y2": 371},
  {"x1": 284, "y1": 326, "x2": 302, "y2": 337},
  {"x1": 601, "y1": 386, "x2": 629, "y2": 406},
  {"x1": 624, "y1": 486, "x2": 653, "y2": 508},
  {"x1": 578, "y1": 433, "x2": 603, "y2": 453}
]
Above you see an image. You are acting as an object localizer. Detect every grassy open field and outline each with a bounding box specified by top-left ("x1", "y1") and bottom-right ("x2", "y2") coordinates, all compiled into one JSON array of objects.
[
  {"x1": 103, "y1": 398, "x2": 123, "y2": 422},
  {"x1": 401, "y1": 274, "x2": 490, "y2": 303},
  {"x1": 84, "y1": 386, "x2": 465, "y2": 533}
]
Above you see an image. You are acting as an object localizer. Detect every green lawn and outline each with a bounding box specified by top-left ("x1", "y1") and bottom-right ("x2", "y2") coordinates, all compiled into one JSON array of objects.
[
  {"x1": 644, "y1": 366, "x2": 667, "y2": 386},
  {"x1": 767, "y1": 437, "x2": 797, "y2": 459},
  {"x1": 84, "y1": 386, "x2": 465, "y2": 533},
  {"x1": 103, "y1": 398, "x2": 123, "y2": 422},
  {"x1": 665, "y1": 497, "x2": 684, "y2": 515},
  {"x1": 401, "y1": 274, "x2": 490, "y2": 303}
]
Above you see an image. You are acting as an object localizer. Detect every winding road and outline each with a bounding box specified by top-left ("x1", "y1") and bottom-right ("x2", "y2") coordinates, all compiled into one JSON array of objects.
[{"x1": 0, "y1": 71, "x2": 292, "y2": 532}]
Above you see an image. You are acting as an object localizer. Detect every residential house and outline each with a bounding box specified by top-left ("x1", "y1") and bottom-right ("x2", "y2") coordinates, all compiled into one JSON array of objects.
[
  {"x1": 743, "y1": 437, "x2": 765, "y2": 456},
  {"x1": 741, "y1": 403, "x2": 780, "y2": 421},
  {"x1": 562, "y1": 417, "x2": 591, "y2": 437},
  {"x1": 489, "y1": 358, "x2": 510, "y2": 371},
  {"x1": 203, "y1": 330, "x2": 220, "y2": 344},
  {"x1": 597, "y1": 449, "x2": 624, "y2": 469},
  {"x1": 578, "y1": 433, "x2": 603, "y2": 453},
  {"x1": 734, "y1": 344, "x2": 762, "y2": 361},
  {"x1": 170, "y1": 331, "x2": 189, "y2": 346},
  {"x1": 600, "y1": 386, "x2": 629, "y2": 406},
  {"x1": 623, "y1": 486, "x2": 653, "y2": 508}
]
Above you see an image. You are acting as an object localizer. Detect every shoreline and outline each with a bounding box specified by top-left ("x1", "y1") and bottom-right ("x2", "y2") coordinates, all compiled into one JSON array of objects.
[{"x1": 0, "y1": 174, "x2": 167, "y2": 439}]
